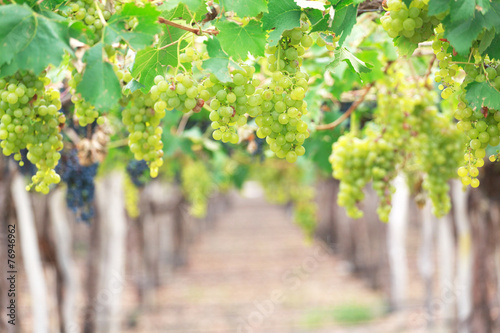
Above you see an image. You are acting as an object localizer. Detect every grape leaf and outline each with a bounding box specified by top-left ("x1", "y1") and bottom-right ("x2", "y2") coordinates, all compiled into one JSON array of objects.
[
  {"x1": 159, "y1": 0, "x2": 207, "y2": 20},
  {"x1": 161, "y1": 3, "x2": 191, "y2": 21},
  {"x1": 479, "y1": 29, "x2": 496, "y2": 54},
  {"x1": 427, "y1": 0, "x2": 451, "y2": 16},
  {"x1": 219, "y1": 0, "x2": 268, "y2": 17},
  {"x1": 125, "y1": 79, "x2": 145, "y2": 93},
  {"x1": 393, "y1": 36, "x2": 418, "y2": 57},
  {"x1": 449, "y1": 0, "x2": 475, "y2": 22},
  {"x1": 326, "y1": 47, "x2": 372, "y2": 80},
  {"x1": 104, "y1": 2, "x2": 161, "y2": 50},
  {"x1": 0, "y1": 5, "x2": 36, "y2": 68},
  {"x1": 443, "y1": 13, "x2": 490, "y2": 55},
  {"x1": 202, "y1": 37, "x2": 231, "y2": 82},
  {"x1": 331, "y1": 4, "x2": 358, "y2": 46},
  {"x1": 334, "y1": 0, "x2": 364, "y2": 10},
  {"x1": 131, "y1": 26, "x2": 187, "y2": 91},
  {"x1": 0, "y1": 6, "x2": 73, "y2": 77},
  {"x1": 262, "y1": 0, "x2": 301, "y2": 46},
  {"x1": 215, "y1": 20, "x2": 266, "y2": 60},
  {"x1": 484, "y1": 35, "x2": 500, "y2": 60},
  {"x1": 77, "y1": 43, "x2": 121, "y2": 111},
  {"x1": 466, "y1": 82, "x2": 500, "y2": 111},
  {"x1": 310, "y1": 4, "x2": 358, "y2": 46},
  {"x1": 402, "y1": 0, "x2": 412, "y2": 7}
]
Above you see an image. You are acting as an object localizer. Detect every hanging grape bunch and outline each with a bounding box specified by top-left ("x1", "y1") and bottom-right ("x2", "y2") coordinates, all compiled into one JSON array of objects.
[
  {"x1": 122, "y1": 90, "x2": 164, "y2": 178},
  {"x1": 254, "y1": 20, "x2": 313, "y2": 162},
  {"x1": 0, "y1": 71, "x2": 65, "y2": 193},
  {"x1": 150, "y1": 73, "x2": 208, "y2": 114},
  {"x1": 63, "y1": 0, "x2": 111, "y2": 45},
  {"x1": 381, "y1": 0, "x2": 441, "y2": 47},
  {"x1": 205, "y1": 65, "x2": 258, "y2": 144}
]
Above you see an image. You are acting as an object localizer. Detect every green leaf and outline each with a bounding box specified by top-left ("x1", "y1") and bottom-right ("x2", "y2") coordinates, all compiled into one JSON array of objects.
[
  {"x1": 393, "y1": 36, "x2": 418, "y2": 57},
  {"x1": 77, "y1": 43, "x2": 121, "y2": 111},
  {"x1": 443, "y1": 15, "x2": 486, "y2": 55},
  {"x1": 466, "y1": 82, "x2": 500, "y2": 111},
  {"x1": 131, "y1": 26, "x2": 187, "y2": 91},
  {"x1": 449, "y1": 0, "x2": 475, "y2": 22},
  {"x1": 0, "y1": 7, "x2": 73, "y2": 77},
  {"x1": 326, "y1": 47, "x2": 372, "y2": 80},
  {"x1": 402, "y1": 0, "x2": 412, "y2": 7},
  {"x1": 159, "y1": 0, "x2": 207, "y2": 20},
  {"x1": 479, "y1": 29, "x2": 496, "y2": 54},
  {"x1": 310, "y1": 4, "x2": 358, "y2": 46},
  {"x1": 331, "y1": 4, "x2": 357, "y2": 46},
  {"x1": 219, "y1": 0, "x2": 268, "y2": 17},
  {"x1": 215, "y1": 20, "x2": 266, "y2": 60},
  {"x1": 125, "y1": 79, "x2": 145, "y2": 93},
  {"x1": 428, "y1": 0, "x2": 451, "y2": 16},
  {"x1": 334, "y1": 0, "x2": 364, "y2": 10},
  {"x1": 161, "y1": 3, "x2": 191, "y2": 21},
  {"x1": 484, "y1": 35, "x2": 500, "y2": 60},
  {"x1": 104, "y1": 2, "x2": 161, "y2": 50},
  {"x1": 262, "y1": 0, "x2": 301, "y2": 46},
  {"x1": 0, "y1": 5, "x2": 35, "y2": 68},
  {"x1": 202, "y1": 37, "x2": 231, "y2": 82}
]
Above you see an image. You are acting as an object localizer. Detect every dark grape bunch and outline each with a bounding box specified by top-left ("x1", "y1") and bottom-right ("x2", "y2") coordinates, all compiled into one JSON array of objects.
[
  {"x1": 122, "y1": 90, "x2": 164, "y2": 178},
  {"x1": 0, "y1": 71, "x2": 65, "y2": 193},
  {"x1": 62, "y1": 0, "x2": 112, "y2": 45},
  {"x1": 255, "y1": 21, "x2": 313, "y2": 162},
  {"x1": 204, "y1": 65, "x2": 258, "y2": 144},
  {"x1": 381, "y1": 0, "x2": 442, "y2": 48},
  {"x1": 126, "y1": 159, "x2": 149, "y2": 187},
  {"x1": 56, "y1": 149, "x2": 98, "y2": 223}
]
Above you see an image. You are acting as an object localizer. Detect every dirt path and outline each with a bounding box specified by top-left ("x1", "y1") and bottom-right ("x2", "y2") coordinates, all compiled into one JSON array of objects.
[{"x1": 126, "y1": 194, "x2": 409, "y2": 333}]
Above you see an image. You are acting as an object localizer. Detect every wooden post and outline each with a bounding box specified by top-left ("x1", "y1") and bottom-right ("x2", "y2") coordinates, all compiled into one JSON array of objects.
[
  {"x1": 452, "y1": 179, "x2": 472, "y2": 333},
  {"x1": 11, "y1": 173, "x2": 49, "y2": 333},
  {"x1": 387, "y1": 174, "x2": 409, "y2": 310},
  {"x1": 48, "y1": 188, "x2": 77, "y2": 333}
]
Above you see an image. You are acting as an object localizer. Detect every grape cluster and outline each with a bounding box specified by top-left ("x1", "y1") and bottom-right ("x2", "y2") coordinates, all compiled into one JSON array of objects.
[
  {"x1": 0, "y1": 71, "x2": 65, "y2": 193},
  {"x1": 381, "y1": 0, "x2": 440, "y2": 47},
  {"x1": 330, "y1": 69, "x2": 464, "y2": 221},
  {"x1": 56, "y1": 149, "x2": 98, "y2": 222},
  {"x1": 433, "y1": 30, "x2": 500, "y2": 187},
  {"x1": 181, "y1": 159, "x2": 213, "y2": 218},
  {"x1": 256, "y1": 23, "x2": 313, "y2": 162},
  {"x1": 204, "y1": 66, "x2": 257, "y2": 144},
  {"x1": 122, "y1": 90, "x2": 164, "y2": 178},
  {"x1": 63, "y1": 0, "x2": 111, "y2": 45},
  {"x1": 68, "y1": 72, "x2": 100, "y2": 126},
  {"x1": 330, "y1": 135, "x2": 397, "y2": 222},
  {"x1": 454, "y1": 64, "x2": 500, "y2": 188},
  {"x1": 126, "y1": 159, "x2": 149, "y2": 187},
  {"x1": 150, "y1": 73, "x2": 207, "y2": 114}
]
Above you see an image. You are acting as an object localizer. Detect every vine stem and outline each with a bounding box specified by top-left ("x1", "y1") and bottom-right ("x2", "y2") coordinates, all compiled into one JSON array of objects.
[
  {"x1": 157, "y1": 17, "x2": 219, "y2": 36},
  {"x1": 176, "y1": 111, "x2": 193, "y2": 135},
  {"x1": 107, "y1": 138, "x2": 129, "y2": 149},
  {"x1": 315, "y1": 62, "x2": 393, "y2": 131},
  {"x1": 424, "y1": 54, "x2": 436, "y2": 87}
]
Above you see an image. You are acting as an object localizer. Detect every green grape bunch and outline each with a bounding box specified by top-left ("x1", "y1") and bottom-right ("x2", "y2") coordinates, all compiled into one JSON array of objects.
[
  {"x1": 0, "y1": 71, "x2": 65, "y2": 193},
  {"x1": 62, "y1": 0, "x2": 112, "y2": 45},
  {"x1": 122, "y1": 90, "x2": 165, "y2": 178},
  {"x1": 253, "y1": 21, "x2": 313, "y2": 162},
  {"x1": 204, "y1": 65, "x2": 258, "y2": 144},
  {"x1": 150, "y1": 73, "x2": 208, "y2": 114},
  {"x1": 381, "y1": 0, "x2": 442, "y2": 48}
]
